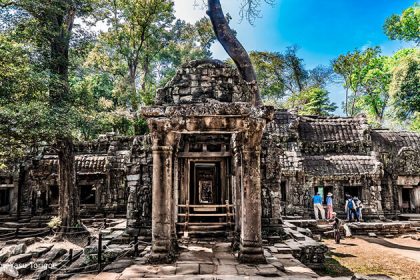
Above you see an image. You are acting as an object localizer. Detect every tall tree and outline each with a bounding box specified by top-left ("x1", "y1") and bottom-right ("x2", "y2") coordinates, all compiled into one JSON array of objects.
[
  {"x1": 0, "y1": 0, "x2": 95, "y2": 233},
  {"x1": 389, "y1": 48, "x2": 420, "y2": 131},
  {"x1": 384, "y1": 3, "x2": 419, "y2": 45},
  {"x1": 288, "y1": 87, "x2": 337, "y2": 116},
  {"x1": 332, "y1": 47, "x2": 380, "y2": 116},
  {"x1": 94, "y1": 0, "x2": 174, "y2": 110},
  {"x1": 356, "y1": 55, "x2": 392, "y2": 126}
]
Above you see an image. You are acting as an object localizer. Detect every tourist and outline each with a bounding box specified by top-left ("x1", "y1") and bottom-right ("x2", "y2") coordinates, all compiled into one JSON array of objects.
[
  {"x1": 330, "y1": 212, "x2": 342, "y2": 243},
  {"x1": 326, "y1": 192, "x2": 334, "y2": 219},
  {"x1": 353, "y1": 196, "x2": 362, "y2": 222},
  {"x1": 345, "y1": 195, "x2": 357, "y2": 221},
  {"x1": 312, "y1": 192, "x2": 325, "y2": 220}
]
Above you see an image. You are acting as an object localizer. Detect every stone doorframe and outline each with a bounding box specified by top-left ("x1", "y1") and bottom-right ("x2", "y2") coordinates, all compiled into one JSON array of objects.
[{"x1": 142, "y1": 103, "x2": 273, "y2": 263}]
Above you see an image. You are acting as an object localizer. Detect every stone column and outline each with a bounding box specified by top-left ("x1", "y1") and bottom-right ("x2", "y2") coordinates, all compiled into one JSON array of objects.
[
  {"x1": 150, "y1": 145, "x2": 175, "y2": 262},
  {"x1": 239, "y1": 147, "x2": 265, "y2": 263}
]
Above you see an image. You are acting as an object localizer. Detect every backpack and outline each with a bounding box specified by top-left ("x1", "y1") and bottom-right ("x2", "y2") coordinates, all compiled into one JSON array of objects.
[{"x1": 347, "y1": 199, "x2": 354, "y2": 210}]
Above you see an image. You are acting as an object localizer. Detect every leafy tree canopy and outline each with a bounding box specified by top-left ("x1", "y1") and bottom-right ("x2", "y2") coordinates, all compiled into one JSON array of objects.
[{"x1": 384, "y1": 3, "x2": 420, "y2": 44}]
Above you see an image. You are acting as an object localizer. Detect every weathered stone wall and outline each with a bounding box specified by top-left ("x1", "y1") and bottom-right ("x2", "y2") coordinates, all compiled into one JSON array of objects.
[
  {"x1": 372, "y1": 130, "x2": 420, "y2": 214},
  {"x1": 126, "y1": 135, "x2": 153, "y2": 236},
  {"x1": 155, "y1": 59, "x2": 253, "y2": 105},
  {"x1": 260, "y1": 112, "x2": 386, "y2": 222},
  {"x1": 16, "y1": 134, "x2": 153, "y2": 219}
]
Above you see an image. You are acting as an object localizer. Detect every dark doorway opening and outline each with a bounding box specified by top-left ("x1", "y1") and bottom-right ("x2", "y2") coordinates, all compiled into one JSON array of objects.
[
  {"x1": 344, "y1": 186, "x2": 361, "y2": 200},
  {"x1": 0, "y1": 189, "x2": 10, "y2": 212},
  {"x1": 190, "y1": 162, "x2": 221, "y2": 206},
  {"x1": 402, "y1": 188, "x2": 411, "y2": 212},
  {"x1": 280, "y1": 181, "x2": 287, "y2": 202},
  {"x1": 49, "y1": 185, "x2": 59, "y2": 205},
  {"x1": 80, "y1": 185, "x2": 96, "y2": 205}
]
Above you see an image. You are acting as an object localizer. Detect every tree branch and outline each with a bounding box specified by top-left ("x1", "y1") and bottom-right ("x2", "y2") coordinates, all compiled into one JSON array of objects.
[{"x1": 207, "y1": 0, "x2": 261, "y2": 106}]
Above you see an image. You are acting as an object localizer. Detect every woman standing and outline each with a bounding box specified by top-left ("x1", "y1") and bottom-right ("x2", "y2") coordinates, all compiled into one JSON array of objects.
[{"x1": 326, "y1": 192, "x2": 334, "y2": 219}]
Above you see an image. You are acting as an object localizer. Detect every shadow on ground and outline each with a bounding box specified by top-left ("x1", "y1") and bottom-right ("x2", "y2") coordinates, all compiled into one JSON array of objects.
[
  {"x1": 360, "y1": 236, "x2": 420, "y2": 252},
  {"x1": 313, "y1": 253, "x2": 354, "y2": 277}
]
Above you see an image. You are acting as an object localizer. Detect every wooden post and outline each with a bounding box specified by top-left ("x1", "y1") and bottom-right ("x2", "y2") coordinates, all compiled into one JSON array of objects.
[
  {"x1": 103, "y1": 218, "x2": 107, "y2": 228},
  {"x1": 87, "y1": 236, "x2": 91, "y2": 246},
  {"x1": 15, "y1": 228, "x2": 19, "y2": 238},
  {"x1": 69, "y1": 249, "x2": 73, "y2": 263},
  {"x1": 98, "y1": 233, "x2": 102, "y2": 271},
  {"x1": 184, "y1": 200, "x2": 189, "y2": 238},
  {"x1": 134, "y1": 235, "x2": 139, "y2": 257},
  {"x1": 226, "y1": 200, "x2": 230, "y2": 227}
]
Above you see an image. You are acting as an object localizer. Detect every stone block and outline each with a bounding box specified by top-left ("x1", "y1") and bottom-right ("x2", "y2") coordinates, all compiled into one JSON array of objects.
[
  {"x1": 30, "y1": 245, "x2": 53, "y2": 258},
  {"x1": 215, "y1": 264, "x2": 237, "y2": 275},
  {"x1": 175, "y1": 263, "x2": 199, "y2": 275},
  {"x1": 7, "y1": 253, "x2": 32, "y2": 264},
  {"x1": 199, "y1": 263, "x2": 215, "y2": 274},
  {"x1": 126, "y1": 174, "x2": 140, "y2": 181}
]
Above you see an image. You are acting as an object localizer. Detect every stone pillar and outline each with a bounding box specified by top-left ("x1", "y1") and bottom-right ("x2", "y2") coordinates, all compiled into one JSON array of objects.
[
  {"x1": 239, "y1": 147, "x2": 265, "y2": 263},
  {"x1": 150, "y1": 145, "x2": 175, "y2": 262}
]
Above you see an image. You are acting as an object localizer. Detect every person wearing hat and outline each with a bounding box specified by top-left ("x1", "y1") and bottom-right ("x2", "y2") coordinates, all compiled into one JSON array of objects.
[{"x1": 326, "y1": 192, "x2": 334, "y2": 219}]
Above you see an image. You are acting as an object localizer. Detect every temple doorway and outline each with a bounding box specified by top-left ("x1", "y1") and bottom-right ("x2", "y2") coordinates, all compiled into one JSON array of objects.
[{"x1": 176, "y1": 134, "x2": 234, "y2": 239}]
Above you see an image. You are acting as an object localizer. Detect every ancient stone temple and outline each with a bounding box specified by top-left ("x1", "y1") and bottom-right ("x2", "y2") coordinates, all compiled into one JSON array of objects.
[
  {"x1": 141, "y1": 60, "x2": 273, "y2": 262},
  {"x1": 1, "y1": 59, "x2": 420, "y2": 266}
]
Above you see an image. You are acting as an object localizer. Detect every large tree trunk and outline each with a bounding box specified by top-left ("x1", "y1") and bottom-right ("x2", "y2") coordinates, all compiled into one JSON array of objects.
[
  {"x1": 207, "y1": 0, "x2": 261, "y2": 106},
  {"x1": 48, "y1": 5, "x2": 78, "y2": 234},
  {"x1": 57, "y1": 138, "x2": 79, "y2": 234}
]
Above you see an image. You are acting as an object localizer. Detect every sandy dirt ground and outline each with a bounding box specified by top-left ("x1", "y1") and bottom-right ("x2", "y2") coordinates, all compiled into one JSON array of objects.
[{"x1": 322, "y1": 236, "x2": 420, "y2": 280}]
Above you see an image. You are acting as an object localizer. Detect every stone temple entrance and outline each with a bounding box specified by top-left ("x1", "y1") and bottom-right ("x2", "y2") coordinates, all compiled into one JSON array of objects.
[
  {"x1": 177, "y1": 134, "x2": 234, "y2": 238},
  {"x1": 141, "y1": 60, "x2": 273, "y2": 263}
]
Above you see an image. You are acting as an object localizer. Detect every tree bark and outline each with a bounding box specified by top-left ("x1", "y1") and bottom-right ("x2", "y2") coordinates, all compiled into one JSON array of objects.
[
  {"x1": 47, "y1": 3, "x2": 78, "y2": 234},
  {"x1": 207, "y1": 0, "x2": 261, "y2": 106},
  {"x1": 57, "y1": 138, "x2": 79, "y2": 234}
]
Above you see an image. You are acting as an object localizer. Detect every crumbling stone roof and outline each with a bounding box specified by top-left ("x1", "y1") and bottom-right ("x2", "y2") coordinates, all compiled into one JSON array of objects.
[
  {"x1": 33, "y1": 155, "x2": 110, "y2": 175},
  {"x1": 76, "y1": 155, "x2": 109, "y2": 174},
  {"x1": 301, "y1": 155, "x2": 382, "y2": 177},
  {"x1": 298, "y1": 115, "x2": 369, "y2": 143},
  {"x1": 372, "y1": 130, "x2": 420, "y2": 150},
  {"x1": 155, "y1": 59, "x2": 253, "y2": 105}
]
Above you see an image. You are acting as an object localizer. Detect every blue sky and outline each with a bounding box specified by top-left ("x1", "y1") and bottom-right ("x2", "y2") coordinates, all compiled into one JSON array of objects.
[{"x1": 174, "y1": 0, "x2": 416, "y2": 115}]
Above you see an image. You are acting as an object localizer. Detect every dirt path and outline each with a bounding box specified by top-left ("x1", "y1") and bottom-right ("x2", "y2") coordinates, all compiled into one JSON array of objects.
[{"x1": 321, "y1": 236, "x2": 420, "y2": 280}]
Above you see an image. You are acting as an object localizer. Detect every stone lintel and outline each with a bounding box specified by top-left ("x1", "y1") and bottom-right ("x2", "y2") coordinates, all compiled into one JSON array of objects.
[{"x1": 141, "y1": 103, "x2": 274, "y2": 121}]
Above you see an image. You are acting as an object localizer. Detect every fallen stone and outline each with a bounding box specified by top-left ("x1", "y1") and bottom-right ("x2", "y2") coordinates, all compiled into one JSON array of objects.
[
  {"x1": 2, "y1": 264, "x2": 19, "y2": 278},
  {"x1": 368, "y1": 233, "x2": 377, "y2": 238},
  {"x1": 21, "y1": 237, "x2": 36, "y2": 246},
  {"x1": 6, "y1": 253, "x2": 32, "y2": 264},
  {"x1": 30, "y1": 245, "x2": 54, "y2": 258},
  {"x1": 31, "y1": 267, "x2": 50, "y2": 280},
  {"x1": 12, "y1": 244, "x2": 27, "y2": 255},
  {"x1": 40, "y1": 248, "x2": 67, "y2": 263},
  {"x1": 0, "y1": 247, "x2": 12, "y2": 262}
]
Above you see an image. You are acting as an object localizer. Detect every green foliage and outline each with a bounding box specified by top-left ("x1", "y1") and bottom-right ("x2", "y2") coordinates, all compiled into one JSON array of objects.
[
  {"x1": 288, "y1": 87, "x2": 337, "y2": 116},
  {"x1": 384, "y1": 4, "x2": 420, "y2": 44},
  {"x1": 47, "y1": 216, "x2": 62, "y2": 229},
  {"x1": 250, "y1": 51, "x2": 285, "y2": 100},
  {"x1": 249, "y1": 47, "x2": 333, "y2": 111},
  {"x1": 389, "y1": 48, "x2": 420, "y2": 129},
  {"x1": 332, "y1": 47, "x2": 381, "y2": 117},
  {"x1": 92, "y1": 0, "x2": 175, "y2": 109}
]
